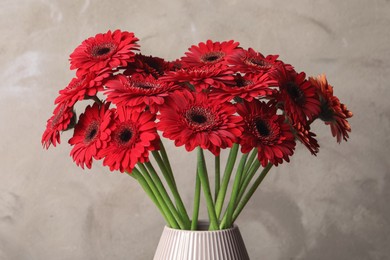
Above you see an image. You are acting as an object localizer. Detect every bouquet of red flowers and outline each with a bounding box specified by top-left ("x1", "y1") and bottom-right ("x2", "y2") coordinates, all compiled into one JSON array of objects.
[{"x1": 42, "y1": 30, "x2": 352, "y2": 230}]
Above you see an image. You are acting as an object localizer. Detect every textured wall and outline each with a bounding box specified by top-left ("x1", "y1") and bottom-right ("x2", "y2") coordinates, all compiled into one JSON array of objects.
[{"x1": 1, "y1": 0, "x2": 389, "y2": 259}]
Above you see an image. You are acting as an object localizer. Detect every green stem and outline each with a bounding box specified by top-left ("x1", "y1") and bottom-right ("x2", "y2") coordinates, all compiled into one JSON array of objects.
[
  {"x1": 158, "y1": 141, "x2": 176, "y2": 187},
  {"x1": 134, "y1": 166, "x2": 179, "y2": 229},
  {"x1": 152, "y1": 151, "x2": 191, "y2": 228},
  {"x1": 232, "y1": 163, "x2": 273, "y2": 222},
  {"x1": 128, "y1": 169, "x2": 166, "y2": 221},
  {"x1": 215, "y1": 143, "x2": 239, "y2": 219},
  {"x1": 235, "y1": 159, "x2": 261, "y2": 208},
  {"x1": 142, "y1": 162, "x2": 187, "y2": 229},
  {"x1": 197, "y1": 147, "x2": 219, "y2": 230},
  {"x1": 214, "y1": 155, "x2": 220, "y2": 203},
  {"x1": 191, "y1": 170, "x2": 201, "y2": 230},
  {"x1": 241, "y1": 148, "x2": 258, "y2": 186},
  {"x1": 219, "y1": 152, "x2": 249, "y2": 229}
]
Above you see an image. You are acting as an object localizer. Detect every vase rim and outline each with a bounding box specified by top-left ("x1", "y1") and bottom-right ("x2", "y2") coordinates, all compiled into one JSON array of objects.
[{"x1": 164, "y1": 220, "x2": 238, "y2": 233}]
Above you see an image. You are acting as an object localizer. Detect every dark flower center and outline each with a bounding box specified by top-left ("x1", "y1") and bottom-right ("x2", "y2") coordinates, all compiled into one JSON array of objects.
[
  {"x1": 96, "y1": 47, "x2": 111, "y2": 56},
  {"x1": 286, "y1": 82, "x2": 305, "y2": 105},
  {"x1": 236, "y1": 78, "x2": 252, "y2": 88},
  {"x1": 142, "y1": 56, "x2": 165, "y2": 75},
  {"x1": 185, "y1": 106, "x2": 215, "y2": 130},
  {"x1": 200, "y1": 51, "x2": 224, "y2": 63},
  {"x1": 91, "y1": 43, "x2": 116, "y2": 59},
  {"x1": 114, "y1": 123, "x2": 137, "y2": 147},
  {"x1": 319, "y1": 102, "x2": 334, "y2": 121},
  {"x1": 88, "y1": 129, "x2": 97, "y2": 139},
  {"x1": 84, "y1": 121, "x2": 99, "y2": 143},
  {"x1": 255, "y1": 120, "x2": 270, "y2": 136},
  {"x1": 250, "y1": 116, "x2": 281, "y2": 145},
  {"x1": 191, "y1": 114, "x2": 207, "y2": 124},
  {"x1": 247, "y1": 58, "x2": 271, "y2": 68},
  {"x1": 119, "y1": 129, "x2": 133, "y2": 143}
]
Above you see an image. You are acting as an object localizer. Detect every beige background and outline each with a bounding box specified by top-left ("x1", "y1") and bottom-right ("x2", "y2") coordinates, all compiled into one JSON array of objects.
[{"x1": 1, "y1": 0, "x2": 389, "y2": 259}]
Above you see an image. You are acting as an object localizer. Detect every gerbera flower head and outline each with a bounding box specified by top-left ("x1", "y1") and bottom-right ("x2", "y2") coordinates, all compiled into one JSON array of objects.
[
  {"x1": 309, "y1": 74, "x2": 353, "y2": 143},
  {"x1": 181, "y1": 40, "x2": 240, "y2": 67},
  {"x1": 277, "y1": 68, "x2": 321, "y2": 125},
  {"x1": 291, "y1": 120, "x2": 319, "y2": 155},
  {"x1": 157, "y1": 91, "x2": 243, "y2": 156},
  {"x1": 55, "y1": 69, "x2": 111, "y2": 107},
  {"x1": 100, "y1": 107, "x2": 159, "y2": 172},
  {"x1": 237, "y1": 100, "x2": 296, "y2": 167},
  {"x1": 211, "y1": 72, "x2": 277, "y2": 103},
  {"x1": 167, "y1": 59, "x2": 184, "y2": 71},
  {"x1": 70, "y1": 30, "x2": 139, "y2": 77},
  {"x1": 228, "y1": 48, "x2": 290, "y2": 74},
  {"x1": 104, "y1": 73, "x2": 180, "y2": 113},
  {"x1": 160, "y1": 64, "x2": 234, "y2": 92},
  {"x1": 124, "y1": 54, "x2": 170, "y2": 78},
  {"x1": 42, "y1": 102, "x2": 75, "y2": 149},
  {"x1": 68, "y1": 102, "x2": 114, "y2": 169}
]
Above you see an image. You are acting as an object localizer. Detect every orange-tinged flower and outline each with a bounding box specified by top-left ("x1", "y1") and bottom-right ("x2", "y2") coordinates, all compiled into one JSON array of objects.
[{"x1": 309, "y1": 74, "x2": 353, "y2": 143}]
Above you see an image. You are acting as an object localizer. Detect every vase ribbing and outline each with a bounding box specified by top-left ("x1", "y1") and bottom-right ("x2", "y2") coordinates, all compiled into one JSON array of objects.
[{"x1": 153, "y1": 221, "x2": 249, "y2": 260}]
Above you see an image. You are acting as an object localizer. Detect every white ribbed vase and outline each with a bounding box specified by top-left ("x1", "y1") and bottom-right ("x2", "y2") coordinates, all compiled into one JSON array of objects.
[{"x1": 153, "y1": 222, "x2": 249, "y2": 260}]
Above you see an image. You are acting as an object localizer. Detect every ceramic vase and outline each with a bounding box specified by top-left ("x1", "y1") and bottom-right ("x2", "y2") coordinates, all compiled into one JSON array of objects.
[{"x1": 153, "y1": 221, "x2": 249, "y2": 260}]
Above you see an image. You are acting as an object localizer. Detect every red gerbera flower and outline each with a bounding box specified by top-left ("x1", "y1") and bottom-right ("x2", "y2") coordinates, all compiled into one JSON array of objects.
[
  {"x1": 157, "y1": 91, "x2": 243, "y2": 156},
  {"x1": 291, "y1": 120, "x2": 319, "y2": 155},
  {"x1": 68, "y1": 103, "x2": 114, "y2": 169},
  {"x1": 55, "y1": 70, "x2": 111, "y2": 107},
  {"x1": 167, "y1": 59, "x2": 183, "y2": 71},
  {"x1": 237, "y1": 100, "x2": 296, "y2": 167},
  {"x1": 70, "y1": 30, "x2": 139, "y2": 77},
  {"x1": 160, "y1": 64, "x2": 234, "y2": 92},
  {"x1": 277, "y1": 68, "x2": 321, "y2": 125},
  {"x1": 211, "y1": 72, "x2": 277, "y2": 103},
  {"x1": 42, "y1": 102, "x2": 75, "y2": 149},
  {"x1": 228, "y1": 48, "x2": 291, "y2": 74},
  {"x1": 104, "y1": 73, "x2": 180, "y2": 113},
  {"x1": 309, "y1": 74, "x2": 353, "y2": 143},
  {"x1": 100, "y1": 107, "x2": 159, "y2": 172},
  {"x1": 124, "y1": 54, "x2": 170, "y2": 78},
  {"x1": 181, "y1": 40, "x2": 240, "y2": 67}
]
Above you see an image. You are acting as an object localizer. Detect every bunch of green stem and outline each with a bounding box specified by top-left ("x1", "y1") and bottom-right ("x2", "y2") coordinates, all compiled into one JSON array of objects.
[{"x1": 128, "y1": 141, "x2": 273, "y2": 231}]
